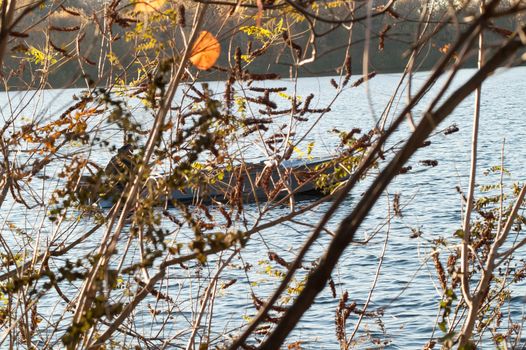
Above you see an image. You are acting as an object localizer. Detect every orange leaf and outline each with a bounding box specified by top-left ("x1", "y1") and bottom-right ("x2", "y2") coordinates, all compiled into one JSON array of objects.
[
  {"x1": 189, "y1": 31, "x2": 221, "y2": 70},
  {"x1": 438, "y1": 43, "x2": 451, "y2": 54},
  {"x1": 256, "y1": 0, "x2": 264, "y2": 27},
  {"x1": 135, "y1": 0, "x2": 165, "y2": 13}
]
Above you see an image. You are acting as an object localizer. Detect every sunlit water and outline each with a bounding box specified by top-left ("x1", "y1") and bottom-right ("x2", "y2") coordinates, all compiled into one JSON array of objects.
[{"x1": 0, "y1": 66, "x2": 525, "y2": 348}]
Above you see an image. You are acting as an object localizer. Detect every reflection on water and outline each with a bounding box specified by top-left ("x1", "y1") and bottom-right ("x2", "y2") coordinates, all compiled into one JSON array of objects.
[{"x1": 0, "y1": 67, "x2": 525, "y2": 348}]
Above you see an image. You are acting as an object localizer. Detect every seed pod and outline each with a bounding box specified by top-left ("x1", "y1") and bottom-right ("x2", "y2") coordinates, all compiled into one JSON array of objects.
[
  {"x1": 300, "y1": 93, "x2": 314, "y2": 116},
  {"x1": 398, "y1": 166, "x2": 412, "y2": 175},
  {"x1": 224, "y1": 75, "x2": 234, "y2": 111},
  {"x1": 328, "y1": 278, "x2": 336, "y2": 298},
  {"x1": 60, "y1": 5, "x2": 81, "y2": 16},
  {"x1": 249, "y1": 86, "x2": 286, "y2": 93},
  {"x1": 379, "y1": 24, "x2": 391, "y2": 51},
  {"x1": 242, "y1": 117, "x2": 272, "y2": 125},
  {"x1": 222, "y1": 279, "x2": 237, "y2": 289},
  {"x1": 243, "y1": 72, "x2": 280, "y2": 81},
  {"x1": 386, "y1": 7, "x2": 400, "y2": 19},
  {"x1": 252, "y1": 293, "x2": 287, "y2": 312},
  {"x1": 343, "y1": 56, "x2": 352, "y2": 86},
  {"x1": 268, "y1": 251, "x2": 290, "y2": 268},
  {"x1": 489, "y1": 25, "x2": 513, "y2": 38},
  {"x1": 178, "y1": 4, "x2": 186, "y2": 27},
  {"x1": 420, "y1": 159, "x2": 438, "y2": 167},
  {"x1": 259, "y1": 108, "x2": 291, "y2": 116},
  {"x1": 235, "y1": 47, "x2": 242, "y2": 74},
  {"x1": 245, "y1": 96, "x2": 277, "y2": 109},
  {"x1": 241, "y1": 124, "x2": 268, "y2": 137},
  {"x1": 49, "y1": 39, "x2": 71, "y2": 57},
  {"x1": 82, "y1": 56, "x2": 96, "y2": 66},
  {"x1": 393, "y1": 193, "x2": 402, "y2": 217},
  {"x1": 351, "y1": 72, "x2": 377, "y2": 87},
  {"x1": 9, "y1": 31, "x2": 29, "y2": 38},
  {"x1": 419, "y1": 140, "x2": 432, "y2": 148},
  {"x1": 11, "y1": 43, "x2": 29, "y2": 52},
  {"x1": 432, "y1": 251, "x2": 447, "y2": 291},
  {"x1": 335, "y1": 291, "x2": 351, "y2": 344},
  {"x1": 49, "y1": 25, "x2": 80, "y2": 32},
  {"x1": 444, "y1": 124, "x2": 459, "y2": 135},
  {"x1": 250, "y1": 42, "x2": 270, "y2": 58},
  {"x1": 218, "y1": 205, "x2": 232, "y2": 228}
]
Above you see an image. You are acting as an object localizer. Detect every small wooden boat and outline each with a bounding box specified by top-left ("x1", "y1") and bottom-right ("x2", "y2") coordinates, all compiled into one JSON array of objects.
[
  {"x1": 80, "y1": 156, "x2": 341, "y2": 208},
  {"x1": 167, "y1": 157, "x2": 336, "y2": 205}
]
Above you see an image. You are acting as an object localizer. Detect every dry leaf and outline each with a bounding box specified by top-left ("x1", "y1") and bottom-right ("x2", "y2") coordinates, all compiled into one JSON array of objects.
[
  {"x1": 190, "y1": 31, "x2": 221, "y2": 70},
  {"x1": 135, "y1": 0, "x2": 165, "y2": 13},
  {"x1": 256, "y1": 0, "x2": 264, "y2": 27}
]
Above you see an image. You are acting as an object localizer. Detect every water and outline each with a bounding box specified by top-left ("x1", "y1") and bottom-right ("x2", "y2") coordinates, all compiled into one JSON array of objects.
[{"x1": 0, "y1": 66, "x2": 525, "y2": 348}]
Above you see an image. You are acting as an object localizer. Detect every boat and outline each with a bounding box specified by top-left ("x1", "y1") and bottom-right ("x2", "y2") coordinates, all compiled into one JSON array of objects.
[{"x1": 79, "y1": 156, "x2": 342, "y2": 208}]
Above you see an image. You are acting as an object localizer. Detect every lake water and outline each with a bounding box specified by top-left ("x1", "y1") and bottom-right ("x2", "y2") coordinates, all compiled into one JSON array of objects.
[{"x1": 0, "y1": 66, "x2": 525, "y2": 349}]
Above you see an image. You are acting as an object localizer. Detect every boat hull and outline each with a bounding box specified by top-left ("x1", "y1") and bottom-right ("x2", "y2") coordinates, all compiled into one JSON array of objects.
[{"x1": 80, "y1": 157, "x2": 336, "y2": 208}]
